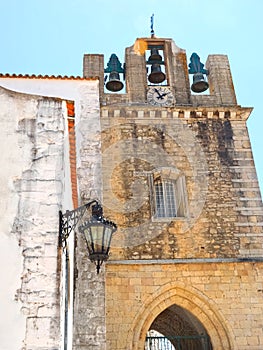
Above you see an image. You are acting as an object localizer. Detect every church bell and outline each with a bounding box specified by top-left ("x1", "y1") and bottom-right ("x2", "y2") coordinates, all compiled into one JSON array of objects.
[
  {"x1": 104, "y1": 53, "x2": 125, "y2": 92},
  {"x1": 148, "y1": 64, "x2": 166, "y2": 84},
  {"x1": 191, "y1": 73, "x2": 209, "y2": 93},
  {"x1": 105, "y1": 71, "x2": 124, "y2": 92},
  {"x1": 147, "y1": 48, "x2": 166, "y2": 84},
  {"x1": 188, "y1": 52, "x2": 209, "y2": 93},
  {"x1": 148, "y1": 48, "x2": 162, "y2": 62}
]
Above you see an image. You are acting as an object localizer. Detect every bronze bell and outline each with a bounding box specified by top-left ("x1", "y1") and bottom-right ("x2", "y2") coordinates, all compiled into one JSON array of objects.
[
  {"x1": 148, "y1": 48, "x2": 162, "y2": 62},
  {"x1": 191, "y1": 73, "x2": 209, "y2": 93},
  {"x1": 148, "y1": 63, "x2": 166, "y2": 84},
  {"x1": 105, "y1": 71, "x2": 124, "y2": 92}
]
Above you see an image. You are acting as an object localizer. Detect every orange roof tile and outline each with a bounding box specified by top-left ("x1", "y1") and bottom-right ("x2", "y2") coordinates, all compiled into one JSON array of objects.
[{"x1": 0, "y1": 73, "x2": 98, "y2": 80}]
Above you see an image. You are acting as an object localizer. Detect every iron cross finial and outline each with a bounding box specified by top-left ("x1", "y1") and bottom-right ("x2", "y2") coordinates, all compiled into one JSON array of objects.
[{"x1": 151, "y1": 14, "x2": 155, "y2": 37}]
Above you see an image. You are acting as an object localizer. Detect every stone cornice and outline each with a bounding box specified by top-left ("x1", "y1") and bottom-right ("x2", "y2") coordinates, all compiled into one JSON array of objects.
[{"x1": 100, "y1": 105, "x2": 253, "y2": 121}]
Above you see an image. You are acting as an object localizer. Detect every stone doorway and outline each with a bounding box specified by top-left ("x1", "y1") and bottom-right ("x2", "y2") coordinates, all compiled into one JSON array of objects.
[
  {"x1": 130, "y1": 284, "x2": 232, "y2": 350},
  {"x1": 145, "y1": 304, "x2": 213, "y2": 350}
]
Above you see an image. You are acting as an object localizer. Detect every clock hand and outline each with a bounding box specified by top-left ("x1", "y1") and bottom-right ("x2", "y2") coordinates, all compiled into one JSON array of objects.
[{"x1": 154, "y1": 88, "x2": 164, "y2": 99}]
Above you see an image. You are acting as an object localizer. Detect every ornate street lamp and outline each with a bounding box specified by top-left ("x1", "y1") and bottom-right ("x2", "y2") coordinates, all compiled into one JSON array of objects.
[
  {"x1": 59, "y1": 200, "x2": 117, "y2": 273},
  {"x1": 59, "y1": 200, "x2": 117, "y2": 349}
]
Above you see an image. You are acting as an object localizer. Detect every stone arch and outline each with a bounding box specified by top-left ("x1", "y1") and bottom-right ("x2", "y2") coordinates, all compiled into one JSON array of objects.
[{"x1": 128, "y1": 283, "x2": 234, "y2": 350}]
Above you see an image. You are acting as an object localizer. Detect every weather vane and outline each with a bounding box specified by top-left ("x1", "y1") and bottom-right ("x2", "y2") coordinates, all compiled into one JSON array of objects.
[{"x1": 151, "y1": 14, "x2": 155, "y2": 37}]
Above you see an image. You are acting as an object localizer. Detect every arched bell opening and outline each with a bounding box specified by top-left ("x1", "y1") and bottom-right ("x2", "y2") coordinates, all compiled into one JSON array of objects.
[
  {"x1": 146, "y1": 45, "x2": 167, "y2": 86},
  {"x1": 145, "y1": 304, "x2": 213, "y2": 350}
]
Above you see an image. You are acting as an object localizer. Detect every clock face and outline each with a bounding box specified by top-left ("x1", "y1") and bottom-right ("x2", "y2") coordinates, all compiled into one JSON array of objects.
[{"x1": 147, "y1": 86, "x2": 175, "y2": 106}]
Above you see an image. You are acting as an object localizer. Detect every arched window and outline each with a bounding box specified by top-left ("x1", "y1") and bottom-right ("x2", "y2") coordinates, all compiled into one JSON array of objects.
[{"x1": 150, "y1": 169, "x2": 188, "y2": 219}]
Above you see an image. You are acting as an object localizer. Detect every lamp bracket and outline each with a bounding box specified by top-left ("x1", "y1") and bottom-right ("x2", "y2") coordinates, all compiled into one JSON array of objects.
[{"x1": 59, "y1": 200, "x2": 99, "y2": 249}]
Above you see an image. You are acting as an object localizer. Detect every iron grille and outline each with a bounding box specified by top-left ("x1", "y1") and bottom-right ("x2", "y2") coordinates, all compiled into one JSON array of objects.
[{"x1": 145, "y1": 335, "x2": 212, "y2": 350}]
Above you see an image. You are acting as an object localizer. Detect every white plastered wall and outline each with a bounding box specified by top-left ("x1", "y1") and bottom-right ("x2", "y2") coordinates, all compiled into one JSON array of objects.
[{"x1": 0, "y1": 78, "x2": 101, "y2": 350}]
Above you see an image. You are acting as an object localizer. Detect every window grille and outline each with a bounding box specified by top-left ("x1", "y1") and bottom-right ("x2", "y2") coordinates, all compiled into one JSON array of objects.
[
  {"x1": 151, "y1": 173, "x2": 187, "y2": 219},
  {"x1": 155, "y1": 179, "x2": 177, "y2": 218}
]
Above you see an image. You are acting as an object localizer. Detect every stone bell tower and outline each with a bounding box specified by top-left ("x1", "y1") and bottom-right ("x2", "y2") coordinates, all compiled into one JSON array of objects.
[{"x1": 80, "y1": 33, "x2": 263, "y2": 350}]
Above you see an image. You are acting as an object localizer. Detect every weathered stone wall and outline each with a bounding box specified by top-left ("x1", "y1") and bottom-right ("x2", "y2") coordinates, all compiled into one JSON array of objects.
[
  {"x1": 101, "y1": 106, "x2": 263, "y2": 260},
  {"x1": 72, "y1": 78, "x2": 107, "y2": 350},
  {"x1": 105, "y1": 261, "x2": 263, "y2": 350},
  {"x1": 101, "y1": 105, "x2": 263, "y2": 349},
  {"x1": 0, "y1": 79, "x2": 103, "y2": 350},
  {"x1": 205, "y1": 55, "x2": 237, "y2": 106},
  {"x1": 0, "y1": 86, "x2": 67, "y2": 349},
  {"x1": 79, "y1": 37, "x2": 262, "y2": 350}
]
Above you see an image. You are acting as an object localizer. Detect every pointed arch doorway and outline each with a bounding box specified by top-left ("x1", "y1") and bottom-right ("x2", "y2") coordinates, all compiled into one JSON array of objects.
[
  {"x1": 130, "y1": 285, "x2": 233, "y2": 350},
  {"x1": 145, "y1": 304, "x2": 212, "y2": 350}
]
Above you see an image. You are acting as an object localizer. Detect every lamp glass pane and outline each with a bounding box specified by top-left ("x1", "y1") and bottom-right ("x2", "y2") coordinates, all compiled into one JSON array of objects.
[
  {"x1": 83, "y1": 227, "x2": 93, "y2": 254},
  {"x1": 103, "y1": 226, "x2": 113, "y2": 252},
  {"x1": 90, "y1": 224, "x2": 104, "y2": 253}
]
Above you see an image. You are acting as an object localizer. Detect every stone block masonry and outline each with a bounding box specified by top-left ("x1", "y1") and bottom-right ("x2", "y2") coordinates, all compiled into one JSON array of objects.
[
  {"x1": 100, "y1": 103, "x2": 263, "y2": 349},
  {"x1": 101, "y1": 105, "x2": 263, "y2": 261},
  {"x1": 106, "y1": 261, "x2": 263, "y2": 350}
]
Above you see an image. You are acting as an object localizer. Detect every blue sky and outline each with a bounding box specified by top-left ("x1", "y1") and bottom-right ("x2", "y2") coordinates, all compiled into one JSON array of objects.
[{"x1": 1, "y1": 0, "x2": 262, "y2": 195}]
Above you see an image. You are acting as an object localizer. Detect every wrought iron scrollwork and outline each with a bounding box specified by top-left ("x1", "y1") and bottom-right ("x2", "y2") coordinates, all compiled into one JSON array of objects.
[{"x1": 59, "y1": 200, "x2": 98, "y2": 249}]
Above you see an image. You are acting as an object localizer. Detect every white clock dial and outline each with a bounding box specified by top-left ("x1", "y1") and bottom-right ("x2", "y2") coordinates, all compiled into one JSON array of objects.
[{"x1": 147, "y1": 86, "x2": 175, "y2": 106}]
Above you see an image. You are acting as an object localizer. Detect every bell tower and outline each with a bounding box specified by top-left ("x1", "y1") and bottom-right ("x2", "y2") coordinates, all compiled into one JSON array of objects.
[
  {"x1": 81, "y1": 32, "x2": 263, "y2": 350},
  {"x1": 84, "y1": 33, "x2": 236, "y2": 108}
]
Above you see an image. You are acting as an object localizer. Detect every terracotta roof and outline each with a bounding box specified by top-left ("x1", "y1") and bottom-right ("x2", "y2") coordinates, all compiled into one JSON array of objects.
[{"x1": 0, "y1": 73, "x2": 98, "y2": 80}]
